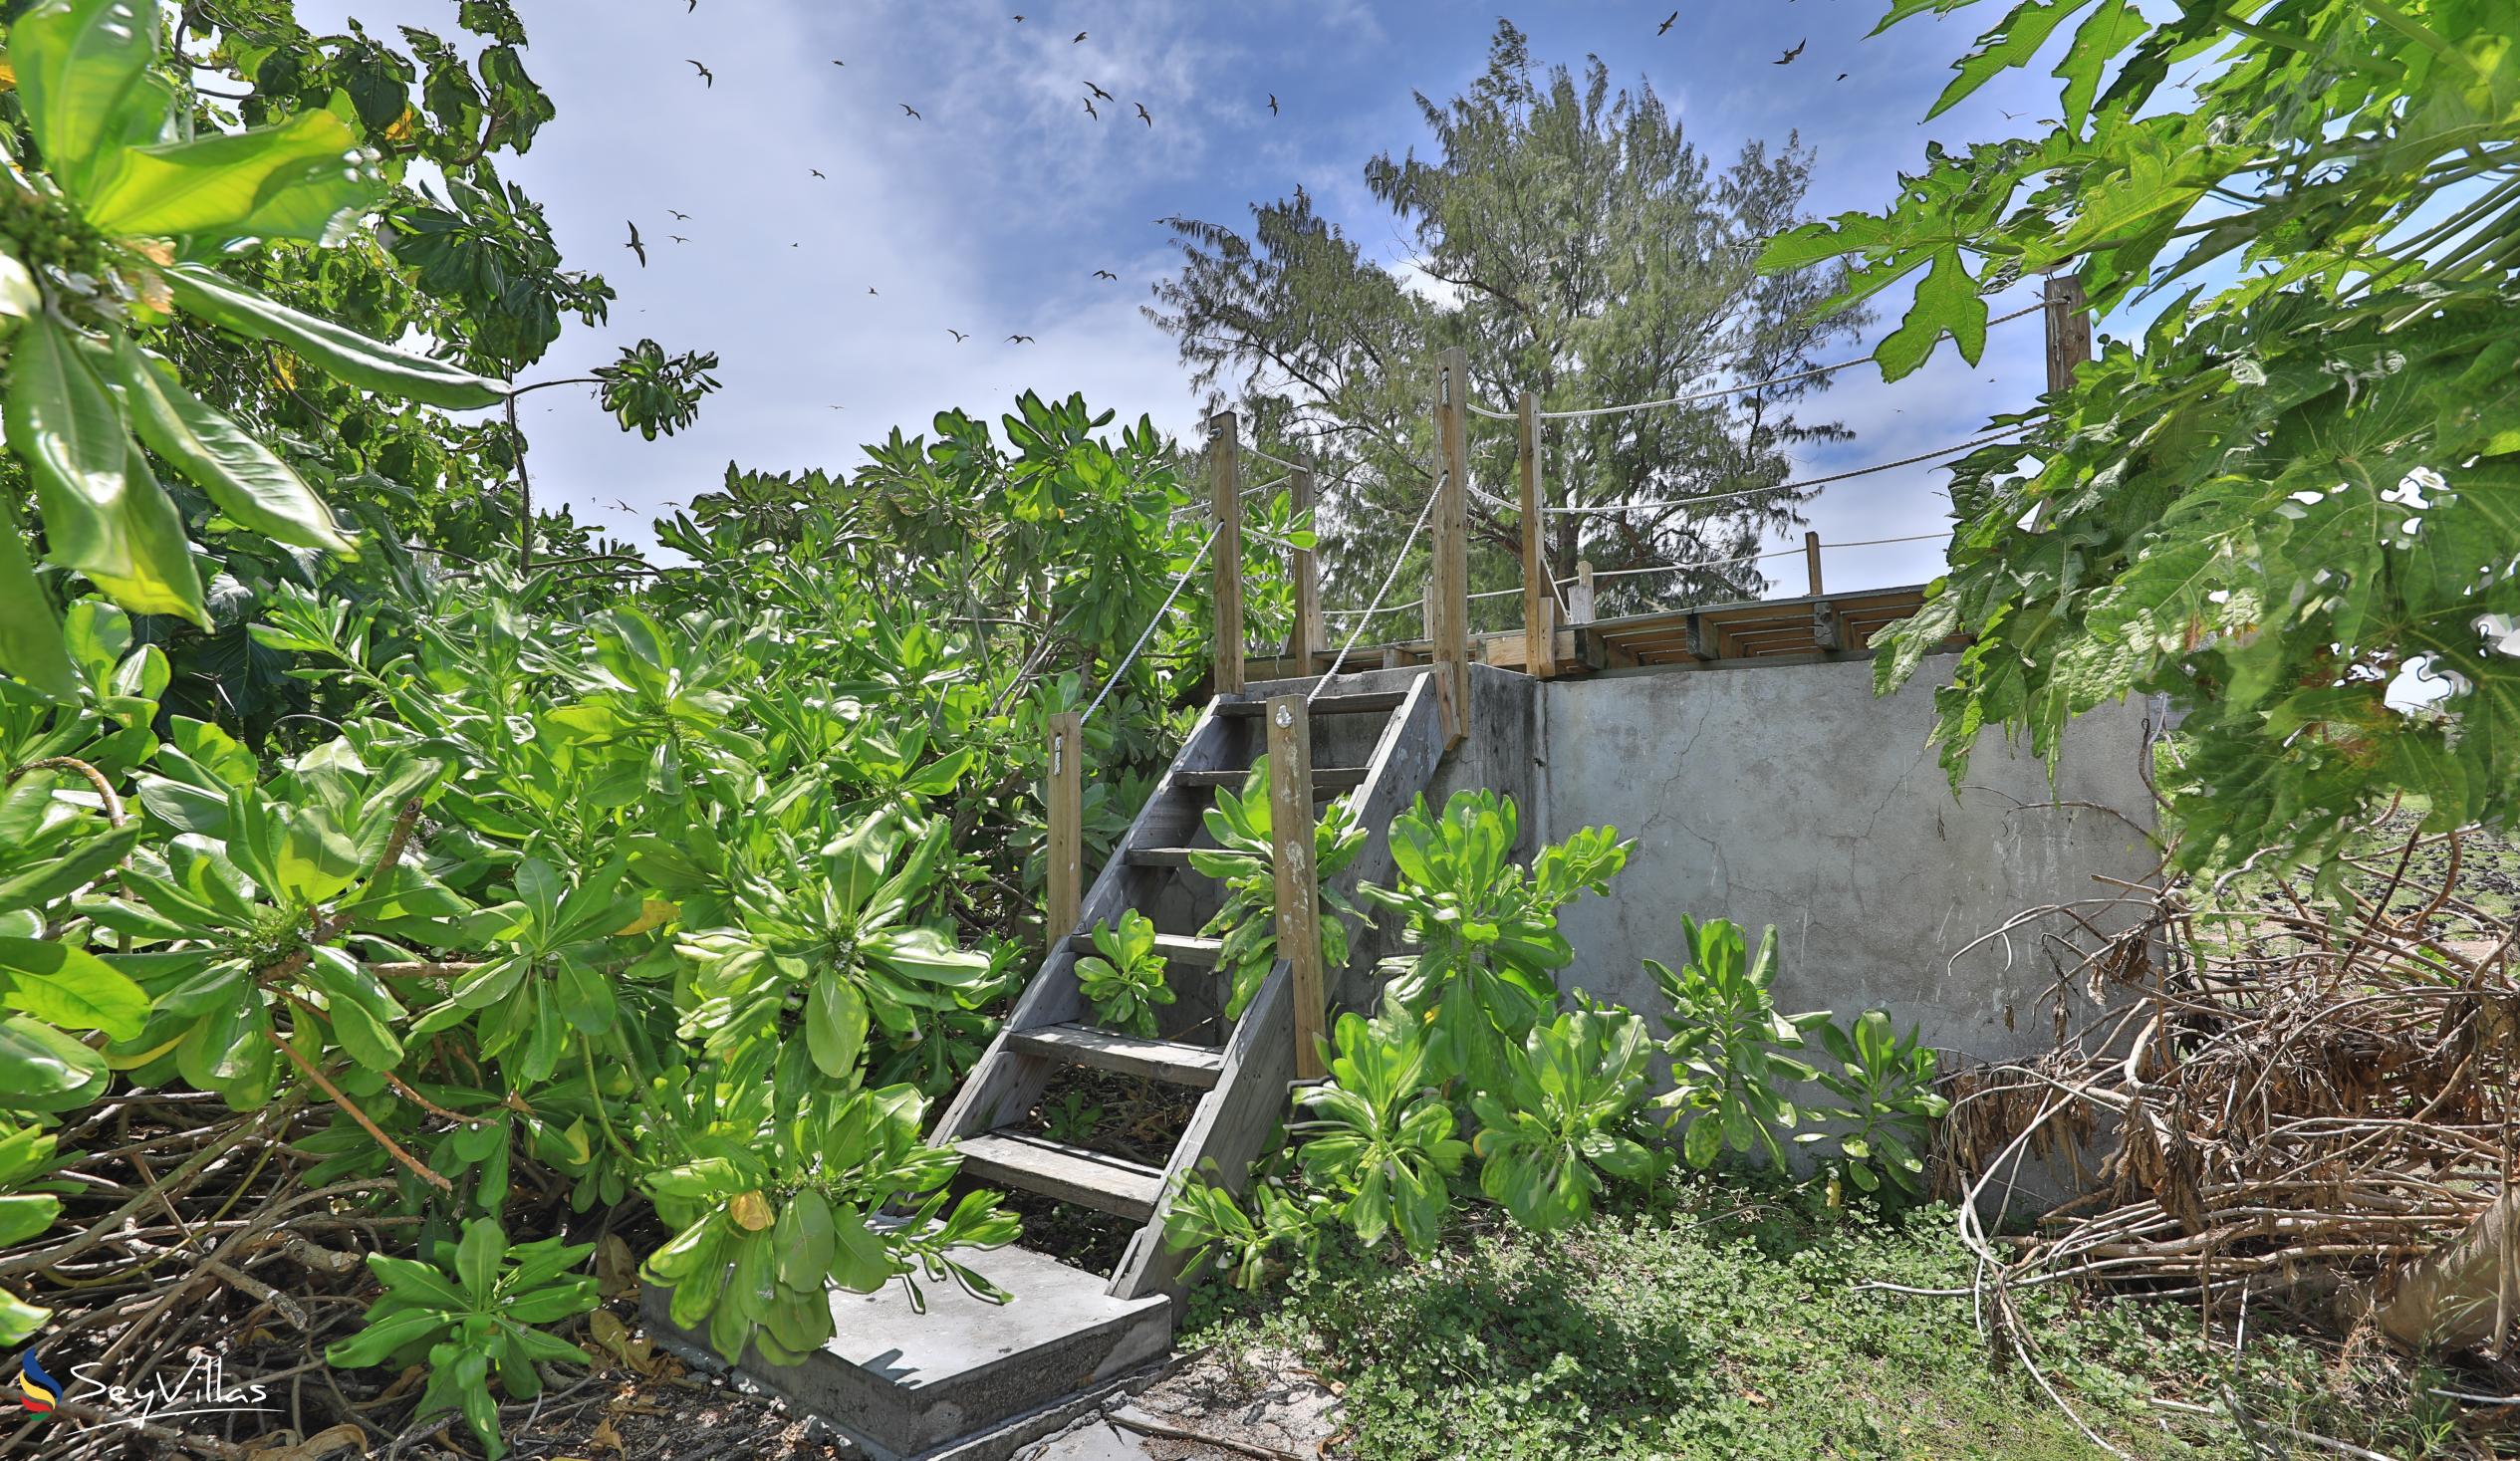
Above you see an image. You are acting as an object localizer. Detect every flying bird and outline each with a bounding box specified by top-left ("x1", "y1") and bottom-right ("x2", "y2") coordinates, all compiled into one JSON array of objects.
[
  {"x1": 668, "y1": 209, "x2": 691, "y2": 220},
  {"x1": 1134, "y1": 102, "x2": 1151, "y2": 125},
  {"x1": 947, "y1": 329, "x2": 968, "y2": 342},
  {"x1": 685, "y1": 0, "x2": 696, "y2": 10},
  {"x1": 1007, "y1": 334, "x2": 1035, "y2": 344},
  {"x1": 668, "y1": 234, "x2": 688, "y2": 244},
  {"x1": 1775, "y1": 39, "x2": 1805, "y2": 65},
  {"x1": 832, "y1": 60, "x2": 845, "y2": 67},
  {"x1": 1073, "y1": 30, "x2": 1087, "y2": 42},
  {"x1": 1085, "y1": 97, "x2": 1099, "y2": 120},
  {"x1": 811, "y1": 167, "x2": 826, "y2": 178},
  {"x1": 1657, "y1": 10, "x2": 1677, "y2": 34},
  {"x1": 624, "y1": 221, "x2": 645, "y2": 267},
  {"x1": 1268, "y1": 93, "x2": 1279, "y2": 115},
  {"x1": 686, "y1": 59, "x2": 712, "y2": 86},
  {"x1": 610, "y1": 499, "x2": 634, "y2": 513},
  {"x1": 1837, "y1": 72, "x2": 1849, "y2": 81},
  {"x1": 867, "y1": 286, "x2": 878, "y2": 295},
  {"x1": 1094, "y1": 269, "x2": 1118, "y2": 280},
  {"x1": 1087, "y1": 81, "x2": 1113, "y2": 101},
  {"x1": 900, "y1": 103, "x2": 922, "y2": 119}
]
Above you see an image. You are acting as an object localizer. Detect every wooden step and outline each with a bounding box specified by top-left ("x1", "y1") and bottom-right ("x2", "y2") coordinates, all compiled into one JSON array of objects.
[
  {"x1": 955, "y1": 1130, "x2": 1167, "y2": 1222},
  {"x1": 1149, "y1": 932, "x2": 1222, "y2": 967},
  {"x1": 1007, "y1": 1023, "x2": 1226, "y2": 1089},
  {"x1": 1125, "y1": 847, "x2": 1207, "y2": 869},
  {"x1": 1215, "y1": 690, "x2": 1405, "y2": 718},
  {"x1": 1173, "y1": 766, "x2": 1368, "y2": 793}
]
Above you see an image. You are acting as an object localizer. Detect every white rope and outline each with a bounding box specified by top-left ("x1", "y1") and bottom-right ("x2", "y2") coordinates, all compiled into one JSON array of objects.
[
  {"x1": 1310, "y1": 477, "x2": 1443, "y2": 701},
  {"x1": 1083, "y1": 523, "x2": 1221, "y2": 725},
  {"x1": 1545, "y1": 424, "x2": 2038, "y2": 518},
  {"x1": 1244, "y1": 442, "x2": 1308, "y2": 474},
  {"x1": 1466, "y1": 300, "x2": 2046, "y2": 422},
  {"x1": 1556, "y1": 531, "x2": 1950, "y2": 587}
]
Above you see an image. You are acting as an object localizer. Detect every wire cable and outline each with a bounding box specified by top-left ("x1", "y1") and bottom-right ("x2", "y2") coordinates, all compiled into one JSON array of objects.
[{"x1": 1082, "y1": 522, "x2": 1221, "y2": 725}]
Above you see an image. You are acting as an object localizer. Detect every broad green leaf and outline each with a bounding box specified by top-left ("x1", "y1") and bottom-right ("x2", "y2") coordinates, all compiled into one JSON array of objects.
[
  {"x1": 7, "y1": 317, "x2": 206, "y2": 624},
  {"x1": 1926, "y1": 0, "x2": 2088, "y2": 121},
  {"x1": 0, "y1": 937, "x2": 146, "y2": 1038},
  {"x1": 1876, "y1": 248, "x2": 1986, "y2": 379},
  {"x1": 0, "y1": 1013, "x2": 110, "y2": 1108},
  {"x1": 0, "y1": 492, "x2": 77, "y2": 698},
  {"x1": 83, "y1": 110, "x2": 379, "y2": 243},
  {"x1": 163, "y1": 263, "x2": 506, "y2": 410},
  {"x1": 112, "y1": 338, "x2": 356, "y2": 555},
  {"x1": 806, "y1": 971, "x2": 867, "y2": 1079},
  {"x1": 10, "y1": 0, "x2": 156, "y2": 194}
]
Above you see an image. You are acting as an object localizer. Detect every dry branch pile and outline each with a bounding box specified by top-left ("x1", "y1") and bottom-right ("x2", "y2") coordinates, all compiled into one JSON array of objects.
[
  {"x1": 1936, "y1": 825, "x2": 2520, "y2": 1359},
  {"x1": 0, "y1": 1092, "x2": 837, "y2": 1460}
]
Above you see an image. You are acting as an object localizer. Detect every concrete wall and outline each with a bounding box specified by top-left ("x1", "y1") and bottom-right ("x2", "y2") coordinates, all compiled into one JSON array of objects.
[{"x1": 1534, "y1": 654, "x2": 2157, "y2": 1070}]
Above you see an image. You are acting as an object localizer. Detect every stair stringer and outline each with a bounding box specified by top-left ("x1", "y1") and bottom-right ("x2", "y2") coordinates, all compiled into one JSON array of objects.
[
  {"x1": 1108, "y1": 670, "x2": 1447, "y2": 1300},
  {"x1": 930, "y1": 699, "x2": 1237, "y2": 1148}
]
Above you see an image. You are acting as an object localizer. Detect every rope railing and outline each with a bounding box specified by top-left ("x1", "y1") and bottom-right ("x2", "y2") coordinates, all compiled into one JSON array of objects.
[
  {"x1": 1557, "y1": 531, "x2": 1950, "y2": 589},
  {"x1": 1544, "y1": 423, "x2": 2039, "y2": 518},
  {"x1": 1464, "y1": 299, "x2": 2045, "y2": 422},
  {"x1": 1310, "y1": 476, "x2": 1444, "y2": 701},
  {"x1": 1081, "y1": 522, "x2": 1220, "y2": 725}
]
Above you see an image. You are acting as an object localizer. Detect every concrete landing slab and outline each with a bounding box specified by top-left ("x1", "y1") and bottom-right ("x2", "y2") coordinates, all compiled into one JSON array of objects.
[{"x1": 641, "y1": 1244, "x2": 1173, "y2": 1461}]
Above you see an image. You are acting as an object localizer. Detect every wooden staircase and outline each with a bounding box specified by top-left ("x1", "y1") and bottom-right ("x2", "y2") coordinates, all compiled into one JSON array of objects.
[
  {"x1": 930, "y1": 671, "x2": 1444, "y2": 1301},
  {"x1": 644, "y1": 670, "x2": 1449, "y2": 1459}
]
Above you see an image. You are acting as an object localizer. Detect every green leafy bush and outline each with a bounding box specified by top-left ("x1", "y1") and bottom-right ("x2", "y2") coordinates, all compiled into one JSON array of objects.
[
  {"x1": 1075, "y1": 908, "x2": 1176, "y2": 1037},
  {"x1": 1470, "y1": 1000, "x2": 1664, "y2": 1231},
  {"x1": 1292, "y1": 1003, "x2": 1469, "y2": 1257},
  {"x1": 326, "y1": 1219, "x2": 597, "y2": 1460},
  {"x1": 1192, "y1": 755, "x2": 1366, "y2": 1018},
  {"x1": 1650, "y1": 917, "x2": 1825, "y2": 1169},
  {"x1": 1361, "y1": 789, "x2": 1628, "y2": 1080},
  {"x1": 1652, "y1": 916, "x2": 1943, "y2": 1205}
]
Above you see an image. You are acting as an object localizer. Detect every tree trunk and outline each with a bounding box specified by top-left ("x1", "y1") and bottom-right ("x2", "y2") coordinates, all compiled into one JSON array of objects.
[{"x1": 2366, "y1": 1188, "x2": 2519, "y2": 1351}]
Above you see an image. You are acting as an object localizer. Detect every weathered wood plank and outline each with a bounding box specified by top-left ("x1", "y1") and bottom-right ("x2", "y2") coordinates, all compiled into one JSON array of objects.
[
  {"x1": 1210, "y1": 414, "x2": 1245, "y2": 699},
  {"x1": 1045, "y1": 711, "x2": 1083, "y2": 944},
  {"x1": 957, "y1": 1131, "x2": 1165, "y2": 1221},
  {"x1": 929, "y1": 703, "x2": 1238, "y2": 1146},
  {"x1": 1431, "y1": 350, "x2": 1471, "y2": 747},
  {"x1": 1267, "y1": 696, "x2": 1327, "y2": 1083},
  {"x1": 1518, "y1": 392, "x2": 1556, "y2": 682},
  {"x1": 1216, "y1": 691, "x2": 1404, "y2": 718},
  {"x1": 1005, "y1": 1025, "x2": 1225, "y2": 1089},
  {"x1": 1175, "y1": 766, "x2": 1367, "y2": 792}
]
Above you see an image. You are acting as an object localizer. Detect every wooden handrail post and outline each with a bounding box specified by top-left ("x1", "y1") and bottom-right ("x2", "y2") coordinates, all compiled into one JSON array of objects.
[
  {"x1": 1431, "y1": 349, "x2": 1472, "y2": 747},
  {"x1": 1804, "y1": 530, "x2": 1824, "y2": 598},
  {"x1": 1568, "y1": 560, "x2": 1596, "y2": 625},
  {"x1": 1290, "y1": 460, "x2": 1323, "y2": 674},
  {"x1": 1266, "y1": 696, "x2": 1327, "y2": 1081},
  {"x1": 2044, "y1": 275, "x2": 2092, "y2": 395},
  {"x1": 1209, "y1": 412, "x2": 1245, "y2": 697},
  {"x1": 1517, "y1": 391, "x2": 1556, "y2": 679},
  {"x1": 1045, "y1": 711, "x2": 1083, "y2": 944}
]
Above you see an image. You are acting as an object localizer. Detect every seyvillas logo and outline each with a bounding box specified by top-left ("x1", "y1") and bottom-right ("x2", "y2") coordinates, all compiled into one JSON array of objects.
[{"x1": 17, "y1": 1352, "x2": 58, "y2": 1413}]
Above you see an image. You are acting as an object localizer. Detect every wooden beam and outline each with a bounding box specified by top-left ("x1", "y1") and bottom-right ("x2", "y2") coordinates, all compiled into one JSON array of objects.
[
  {"x1": 2045, "y1": 275, "x2": 2092, "y2": 395},
  {"x1": 1568, "y1": 560, "x2": 1595, "y2": 625},
  {"x1": 1517, "y1": 391, "x2": 1556, "y2": 681},
  {"x1": 1431, "y1": 349, "x2": 1472, "y2": 746},
  {"x1": 1267, "y1": 695, "x2": 1327, "y2": 1082},
  {"x1": 1289, "y1": 462, "x2": 1324, "y2": 673},
  {"x1": 1045, "y1": 711, "x2": 1083, "y2": 943},
  {"x1": 1209, "y1": 412, "x2": 1245, "y2": 698},
  {"x1": 1804, "y1": 530, "x2": 1824, "y2": 598}
]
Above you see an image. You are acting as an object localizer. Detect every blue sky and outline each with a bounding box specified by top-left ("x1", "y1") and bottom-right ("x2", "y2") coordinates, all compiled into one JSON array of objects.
[{"x1": 297, "y1": 0, "x2": 2076, "y2": 599}]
